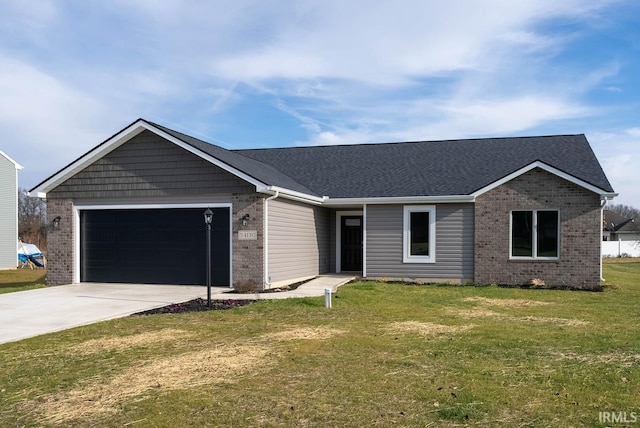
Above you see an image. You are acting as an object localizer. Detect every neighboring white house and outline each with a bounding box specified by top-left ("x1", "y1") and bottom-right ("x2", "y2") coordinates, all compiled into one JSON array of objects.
[
  {"x1": 602, "y1": 209, "x2": 640, "y2": 257},
  {"x1": 0, "y1": 150, "x2": 23, "y2": 269}
]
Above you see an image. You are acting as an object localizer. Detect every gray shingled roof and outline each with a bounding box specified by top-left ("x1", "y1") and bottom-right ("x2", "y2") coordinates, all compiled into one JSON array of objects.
[
  {"x1": 31, "y1": 118, "x2": 615, "y2": 199},
  {"x1": 148, "y1": 122, "x2": 318, "y2": 195},
  {"x1": 236, "y1": 135, "x2": 614, "y2": 198},
  {"x1": 603, "y1": 210, "x2": 639, "y2": 232}
]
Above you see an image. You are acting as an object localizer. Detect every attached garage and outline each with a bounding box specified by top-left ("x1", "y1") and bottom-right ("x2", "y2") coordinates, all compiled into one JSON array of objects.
[{"x1": 79, "y1": 207, "x2": 230, "y2": 286}]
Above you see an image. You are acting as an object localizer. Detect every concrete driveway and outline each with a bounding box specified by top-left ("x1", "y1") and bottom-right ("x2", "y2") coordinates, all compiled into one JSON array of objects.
[{"x1": 0, "y1": 283, "x2": 206, "y2": 345}]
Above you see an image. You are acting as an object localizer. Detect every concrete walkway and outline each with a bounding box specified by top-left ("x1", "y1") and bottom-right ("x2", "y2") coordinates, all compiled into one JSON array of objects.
[
  {"x1": 0, "y1": 274, "x2": 355, "y2": 345},
  {"x1": 217, "y1": 274, "x2": 356, "y2": 300}
]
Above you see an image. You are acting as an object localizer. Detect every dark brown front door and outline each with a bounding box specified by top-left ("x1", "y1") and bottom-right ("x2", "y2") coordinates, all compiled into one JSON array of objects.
[{"x1": 341, "y1": 216, "x2": 363, "y2": 271}]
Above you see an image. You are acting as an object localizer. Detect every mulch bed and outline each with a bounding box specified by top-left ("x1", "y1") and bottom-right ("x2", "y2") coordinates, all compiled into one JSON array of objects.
[
  {"x1": 133, "y1": 298, "x2": 255, "y2": 315},
  {"x1": 133, "y1": 279, "x2": 311, "y2": 315}
]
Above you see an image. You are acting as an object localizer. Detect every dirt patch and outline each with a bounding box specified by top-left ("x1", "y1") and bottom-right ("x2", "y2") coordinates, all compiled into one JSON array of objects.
[
  {"x1": 34, "y1": 344, "x2": 270, "y2": 424},
  {"x1": 387, "y1": 321, "x2": 475, "y2": 336},
  {"x1": 463, "y1": 297, "x2": 552, "y2": 307},
  {"x1": 68, "y1": 329, "x2": 193, "y2": 355},
  {"x1": 262, "y1": 327, "x2": 345, "y2": 341},
  {"x1": 549, "y1": 351, "x2": 640, "y2": 367}
]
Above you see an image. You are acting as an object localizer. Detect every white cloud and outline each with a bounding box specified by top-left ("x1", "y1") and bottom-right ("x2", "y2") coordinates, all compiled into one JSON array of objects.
[
  {"x1": 0, "y1": 55, "x2": 130, "y2": 185},
  {"x1": 590, "y1": 129, "x2": 640, "y2": 208},
  {"x1": 0, "y1": 0, "x2": 630, "y2": 194}
]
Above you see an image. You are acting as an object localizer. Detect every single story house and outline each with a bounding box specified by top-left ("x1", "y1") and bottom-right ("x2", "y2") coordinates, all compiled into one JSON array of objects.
[
  {"x1": 603, "y1": 209, "x2": 640, "y2": 241},
  {"x1": 0, "y1": 150, "x2": 23, "y2": 269},
  {"x1": 30, "y1": 119, "x2": 616, "y2": 290}
]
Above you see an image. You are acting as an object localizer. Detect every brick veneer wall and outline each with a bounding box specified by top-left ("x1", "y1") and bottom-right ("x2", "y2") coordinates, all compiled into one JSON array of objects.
[
  {"x1": 231, "y1": 193, "x2": 265, "y2": 288},
  {"x1": 46, "y1": 198, "x2": 75, "y2": 285},
  {"x1": 474, "y1": 168, "x2": 602, "y2": 290}
]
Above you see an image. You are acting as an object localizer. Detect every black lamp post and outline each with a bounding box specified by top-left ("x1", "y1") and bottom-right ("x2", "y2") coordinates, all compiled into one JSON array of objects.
[{"x1": 203, "y1": 208, "x2": 213, "y2": 307}]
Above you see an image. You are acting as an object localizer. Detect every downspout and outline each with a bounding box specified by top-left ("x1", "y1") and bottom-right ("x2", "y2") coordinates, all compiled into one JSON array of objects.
[
  {"x1": 600, "y1": 198, "x2": 607, "y2": 281},
  {"x1": 362, "y1": 203, "x2": 367, "y2": 278},
  {"x1": 263, "y1": 191, "x2": 280, "y2": 288}
]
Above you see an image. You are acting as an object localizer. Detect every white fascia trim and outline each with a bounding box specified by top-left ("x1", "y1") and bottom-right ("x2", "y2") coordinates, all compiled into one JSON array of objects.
[
  {"x1": 323, "y1": 195, "x2": 475, "y2": 206},
  {"x1": 32, "y1": 122, "x2": 148, "y2": 196},
  {"x1": 73, "y1": 202, "x2": 233, "y2": 285},
  {"x1": 258, "y1": 186, "x2": 326, "y2": 205},
  {"x1": 30, "y1": 120, "x2": 268, "y2": 197},
  {"x1": 472, "y1": 161, "x2": 617, "y2": 198},
  {"x1": 0, "y1": 150, "x2": 23, "y2": 170}
]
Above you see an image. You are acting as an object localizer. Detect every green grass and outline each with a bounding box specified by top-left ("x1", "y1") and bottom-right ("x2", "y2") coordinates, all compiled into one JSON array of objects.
[
  {"x1": 1, "y1": 260, "x2": 639, "y2": 427},
  {"x1": 0, "y1": 269, "x2": 46, "y2": 294}
]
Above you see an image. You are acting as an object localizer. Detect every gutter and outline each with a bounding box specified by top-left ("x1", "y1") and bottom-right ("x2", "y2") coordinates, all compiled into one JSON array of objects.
[{"x1": 263, "y1": 191, "x2": 280, "y2": 288}]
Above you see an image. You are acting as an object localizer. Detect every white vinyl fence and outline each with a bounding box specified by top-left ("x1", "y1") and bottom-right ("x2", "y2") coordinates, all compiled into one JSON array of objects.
[{"x1": 602, "y1": 240, "x2": 640, "y2": 258}]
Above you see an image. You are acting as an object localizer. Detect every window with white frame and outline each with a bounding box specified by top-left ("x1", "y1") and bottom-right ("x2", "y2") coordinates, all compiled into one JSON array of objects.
[
  {"x1": 511, "y1": 210, "x2": 559, "y2": 259},
  {"x1": 403, "y1": 205, "x2": 436, "y2": 263}
]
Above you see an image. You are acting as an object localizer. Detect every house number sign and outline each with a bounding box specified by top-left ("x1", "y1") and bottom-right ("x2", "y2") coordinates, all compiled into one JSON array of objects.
[{"x1": 238, "y1": 230, "x2": 258, "y2": 240}]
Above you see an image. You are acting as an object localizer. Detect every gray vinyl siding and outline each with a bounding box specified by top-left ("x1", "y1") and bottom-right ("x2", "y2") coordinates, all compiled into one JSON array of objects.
[
  {"x1": 49, "y1": 130, "x2": 254, "y2": 199},
  {"x1": 267, "y1": 198, "x2": 331, "y2": 283},
  {"x1": 0, "y1": 155, "x2": 18, "y2": 268},
  {"x1": 366, "y1": 203, "x2": 474, "y2": 280}
]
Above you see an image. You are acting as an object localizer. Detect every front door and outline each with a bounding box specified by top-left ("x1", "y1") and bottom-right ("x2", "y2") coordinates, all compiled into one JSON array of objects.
[{"x1": 341, "y1": 216, "x2": 363, "y2": 271}]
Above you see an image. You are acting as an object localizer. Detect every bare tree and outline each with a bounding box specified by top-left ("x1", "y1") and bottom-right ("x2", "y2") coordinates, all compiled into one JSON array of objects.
[
  {"x1": 606, "y1": 203, "x2": 640, "y2": 220},
  {"x1": 18, "y1": 188, "x2": 47, "y2": 250}
]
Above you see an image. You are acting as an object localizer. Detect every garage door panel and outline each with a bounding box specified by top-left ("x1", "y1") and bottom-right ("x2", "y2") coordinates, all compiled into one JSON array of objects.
[{"x1": 81, "y1": 208, "x2": 230, "y2": 285}]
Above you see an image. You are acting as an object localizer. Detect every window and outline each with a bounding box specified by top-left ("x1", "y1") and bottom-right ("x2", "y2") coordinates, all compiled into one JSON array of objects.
[
  {"x1": 403, "y1": 205, "x2": 436, "y2": 263},
  {"x1": 510, "y1": 210, "x2": 559, "y2": 259}
]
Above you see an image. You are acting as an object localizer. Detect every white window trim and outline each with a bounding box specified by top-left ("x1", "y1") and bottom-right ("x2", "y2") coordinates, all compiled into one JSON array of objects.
[
  {"x1": 403, "y1": 205, "x2": 436, "y2": 263},
  {"x1": 509, "y1": 209, "x2": 560, "y2": 260}
]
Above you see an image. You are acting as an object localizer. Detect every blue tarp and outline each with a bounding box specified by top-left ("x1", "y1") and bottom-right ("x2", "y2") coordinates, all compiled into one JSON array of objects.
[{"x1": 18, "y1": 242, "x2": 45, "y2": 268}]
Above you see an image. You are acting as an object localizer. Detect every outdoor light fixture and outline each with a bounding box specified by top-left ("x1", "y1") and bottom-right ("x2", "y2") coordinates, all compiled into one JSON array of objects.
[
  {"x1": 241, "y1": 213, "x2": 250, "y2": 226},
  {"x1": 203, "y1": 208, "x2": 213, "y2": 307},
  {"x1": 52, "y1": 216, "x2": 61, "y2": 229},
  {"x1": 203, "y1": 208, "x2": 213, "y2": 225}
]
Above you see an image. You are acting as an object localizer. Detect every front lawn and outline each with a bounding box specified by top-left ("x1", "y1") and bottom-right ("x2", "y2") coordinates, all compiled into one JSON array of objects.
[
  {"x1": 0, "y1": 269, "x2": 46, "y2": 294},
  {"x1": 1, "y1": 260, "x2": 639, "y2": 427}
]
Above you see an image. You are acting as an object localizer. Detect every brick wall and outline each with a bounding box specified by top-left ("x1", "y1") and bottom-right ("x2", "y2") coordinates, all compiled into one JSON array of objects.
[
  {"x1": 231, "y1": 194, "x2": 265, "y2": 288},
  {"x1": 474, "y1": 168, "x2": 602, "y2": 290},
  {"x1": 46, "y1": 198, "x2": 75, "y2": 285}
]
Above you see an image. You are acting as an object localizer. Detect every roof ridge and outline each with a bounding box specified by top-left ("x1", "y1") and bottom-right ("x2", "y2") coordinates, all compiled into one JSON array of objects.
[{"x1": 234, "y1": 133, "x2": 586, "y2": 152}]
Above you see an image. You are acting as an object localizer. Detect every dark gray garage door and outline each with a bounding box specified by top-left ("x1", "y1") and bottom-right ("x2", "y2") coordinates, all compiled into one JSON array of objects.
[{"x1": 80, "y1": 208, "x2": 230, "y2": 286}]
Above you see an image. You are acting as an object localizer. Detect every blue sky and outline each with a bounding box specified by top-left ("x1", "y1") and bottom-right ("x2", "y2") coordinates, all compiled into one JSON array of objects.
[{"x1": 1, "y1": 1, "x2": 639, "y2": 206}]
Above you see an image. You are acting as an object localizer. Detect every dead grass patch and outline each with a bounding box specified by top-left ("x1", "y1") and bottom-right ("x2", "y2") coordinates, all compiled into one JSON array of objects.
[
  {"x1": 518, "y1": 316, "x2": 589, "y2": 327},
  {"x1": 450, "y1": 308, "x2": 588, "y2": 327},
  {"x1": 261, "y1": 327, "x2": 345, "y2": 341},
  {"x1": 448, "y1": 307, "x2": 502, "y2": 318},
  {"x1": 68, "y1": 329, "x2": 194, "y2": 355},
  {"x1": 33, "y1": 344, "x2": 270, "y2": 424},
  {"x1": 549, "y1": 351, "x2": 640, "y2": 367},
  {"x1": 29, "y1": 326, "x2": 344, "y2": 423},
  {"x1": 463, "y1": 297, "x2": 552, "y2": 307},
  {"x1": 387, "y1": 321, "x2": 475, "y2": 336}
]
